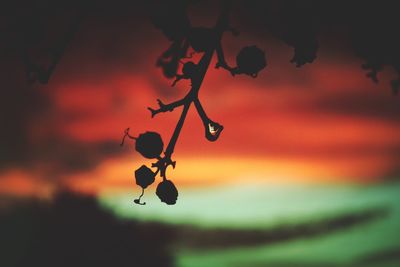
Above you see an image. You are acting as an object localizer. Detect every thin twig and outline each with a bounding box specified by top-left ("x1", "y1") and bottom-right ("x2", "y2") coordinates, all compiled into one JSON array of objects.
[{"x1": 148, "y1": 98, "x2": 187, "y2": 117}]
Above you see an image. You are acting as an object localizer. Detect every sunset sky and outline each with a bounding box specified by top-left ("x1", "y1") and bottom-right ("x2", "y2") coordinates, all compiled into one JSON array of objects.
[
  {"x1": 2, "y1": 3, "x2": 400, "y2": 267},
  {"x1": 0, "y1": 0, "x2": 399, "y2": 198}
]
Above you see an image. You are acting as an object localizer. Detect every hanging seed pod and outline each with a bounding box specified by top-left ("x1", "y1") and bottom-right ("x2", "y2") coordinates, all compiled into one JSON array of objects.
[
  {"x1": 135, "y1": 165, "x2": 156, "y2": 189},
  {"x1": 236, "y1": 45, "x2": 267, "y2": 77},
  {"x1": 135, "y1": 132, "x2": 164, "y2": 159},
  {"x1": 156, "y1": 180, "x2": 178, "y2": 205},
  {"x1": 133, "y1": 165, "x2": 156, "y2": 205}
]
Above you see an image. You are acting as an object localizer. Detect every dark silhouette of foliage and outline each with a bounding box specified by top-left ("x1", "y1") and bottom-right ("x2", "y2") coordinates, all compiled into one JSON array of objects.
[
  {"x1": 150, "y1": 0, "x2": 192, "y2": 78},
  {"x1": 9, "y1": 0, "x2": 400, "y2": 92},
  {"x1": 238, "y1": 0, "x2": 400, "y2": 94},
  {"x1": 0, "y1": 192, "x2": 173, "y2": 267},
  {"x1": 0, "y1": 192, "x2": 390, "y2": 266},
  {"x1": 20, "y1": 2, "x2": 90, "y2": 85}
]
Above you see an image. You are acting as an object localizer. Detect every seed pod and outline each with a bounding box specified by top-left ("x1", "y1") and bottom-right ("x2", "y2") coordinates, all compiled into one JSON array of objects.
[
  {"x1": 135, "y1": 165, "x2": 156, "y2": 189},
  {"x1": 135, "y1": 132, "x2": 164, "y2": 159},
  {"x1": 236, "y1": 45, "x2": 267, "y2": 77},
  {"x1": 156, "y1": 180, "x2": 178, "y2": 205}
]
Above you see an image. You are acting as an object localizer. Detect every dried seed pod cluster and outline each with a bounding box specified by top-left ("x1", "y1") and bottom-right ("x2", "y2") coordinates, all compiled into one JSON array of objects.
[
  {"x1": 121, "y1": 130, "x2": 179, "y2": 205},
  {"x1": 123, "y1": 0, "x2": 266, "y2": 205}
]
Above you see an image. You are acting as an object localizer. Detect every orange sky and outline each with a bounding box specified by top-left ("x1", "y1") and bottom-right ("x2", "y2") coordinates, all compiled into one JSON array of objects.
[{"x1": 0, "y1": 14, "x2": 399, "y2": 197}]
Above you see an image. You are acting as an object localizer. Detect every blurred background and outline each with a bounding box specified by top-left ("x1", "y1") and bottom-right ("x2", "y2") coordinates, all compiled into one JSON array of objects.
[{"x1": 1, "y1": 1, "x2": 399, "y2": 266}]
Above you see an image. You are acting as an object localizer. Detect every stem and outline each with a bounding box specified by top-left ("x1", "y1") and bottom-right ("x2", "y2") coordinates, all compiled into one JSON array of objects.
[
  {"x1": 193, "y1": 97, "x2": 210, "y2": 125},
  {"x1": 120, "y1": 128, "x2": 136, "y2": 146},
  {"x1": 134, "y1": 188, "x2": 146, "y2": 205},
  {"x1": 165, "y1": 102, "x2": 191, "y2": 158},
  {"x1": 164, "y1": 47, "x2": 214, "y2": 160},
  {"x1": 157, "y1": 0, "x2": 233, "y2": 174}
]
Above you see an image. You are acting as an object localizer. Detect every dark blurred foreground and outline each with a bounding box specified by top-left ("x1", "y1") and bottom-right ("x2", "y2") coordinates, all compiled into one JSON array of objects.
[
  {"x1": 0, "y1": 191, "x2": 396, "y2": 267},
  {"x1": 0, "y1": 192, "x2": 174, "y2": 267}
]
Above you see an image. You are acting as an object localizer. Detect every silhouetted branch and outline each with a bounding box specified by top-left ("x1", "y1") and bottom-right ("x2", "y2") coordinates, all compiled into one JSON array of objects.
[{"x1": 126, "y1": 0, "x2": 265, "y2": 205}]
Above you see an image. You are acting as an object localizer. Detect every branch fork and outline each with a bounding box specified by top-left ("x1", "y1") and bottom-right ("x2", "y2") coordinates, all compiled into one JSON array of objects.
[{"x1": 123, "y1": 1, "x2": 265, "y2": 205}]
